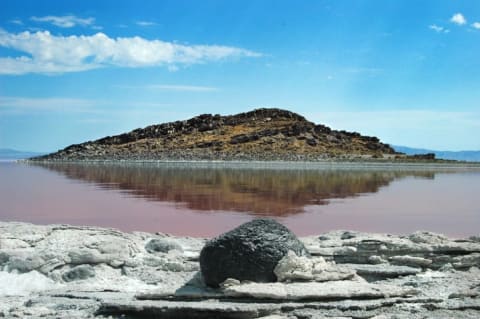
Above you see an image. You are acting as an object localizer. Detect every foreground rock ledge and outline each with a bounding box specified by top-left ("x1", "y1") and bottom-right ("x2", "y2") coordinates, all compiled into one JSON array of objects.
[{"x1": 1, "y1": 222, "x2": 480, "y2": 319}]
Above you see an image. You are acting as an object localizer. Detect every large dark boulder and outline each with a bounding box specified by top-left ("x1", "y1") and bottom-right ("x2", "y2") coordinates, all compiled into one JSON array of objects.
[{"x1": 199, "y1": 218, "x2": 309, "y2": 287}]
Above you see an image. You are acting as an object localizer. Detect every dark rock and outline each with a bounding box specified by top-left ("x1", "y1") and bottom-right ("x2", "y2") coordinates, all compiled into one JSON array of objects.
[
  {"x1": 258, "y1": 128, "x2": 279, "y2": 137},
  {"x1": 411, "y1": 153, "x2": 436, "y2": 160},
  {"x1": 306, "y1": 138, "x2": 317, "y2": 146},
  {"x1": 230, "y1": 133, "x2": 259, "y2": 144},
  {"x1": 314, "y1": 124, "x2": 331, "y2": 134},
  {"x1": 230, "y1": 134, "x2": 250, "y2": 144},
  {"x1": 145, "y1": 238, "x2": 183, "y2": 254},
  {"x1": 341, "y1": 231, "x2": 356, "y2": 240},
  {"x1": 199, "y1": 218, "x2": 309, "y2": 287},
  {"x1": 62, "y1": 265, "x2": 95, "y2": 282}
]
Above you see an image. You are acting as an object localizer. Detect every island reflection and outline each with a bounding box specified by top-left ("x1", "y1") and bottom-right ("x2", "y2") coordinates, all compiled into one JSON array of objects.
[{"x1": 34, "y1": 163, "x2": 435, "y2": 217}]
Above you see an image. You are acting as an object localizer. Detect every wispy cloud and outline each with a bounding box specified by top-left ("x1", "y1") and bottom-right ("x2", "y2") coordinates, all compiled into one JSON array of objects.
[
  {"x1": 429, "y1": 24, "x2": 449, "y2": 33},
  {"x1": 0, "y1": 96, "x2": 173, "y2": 115},
  {"x1": 472, "y1": 22, "x2": 480, "y2": 29},
  {"x1": 450, "y1": 13, "x2": 467, "y2": 25},
  {"x1": 136, "y1": 21, "x2": 157, "y2": 27},
  {"x1": 0, "y1": 96, "x2": 97, "y2": 113},
  {"x1": 9, "y1": 19, "x2": 23, "y2": 25},
  {"x1": 116, "y1": 84, "x2": 219, "y2": 92},
  {"x1": 310, "y1": 110, "x2": 480, "y2": 150},
  {"x1": 0, "y1": 29, "x2": 262, "y2": 75},
  {"x1": 147, "y1": 84, "x2": 219, "y2": 92},
  {"x1": 31, "y1": 15, "x2": 95, "y2": 28},
  {"x1": 342, "y1": 67, "x2": 383, "y2": 76}
]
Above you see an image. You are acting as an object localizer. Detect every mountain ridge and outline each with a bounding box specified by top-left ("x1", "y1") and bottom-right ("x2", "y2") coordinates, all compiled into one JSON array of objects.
[
  {"x1": 0, "y1": 148, "x2": 45, "y2": 160},
  {"x1": 393, "y1": 145, "x2": 480, "y2": 162},
  {"x1": 32, "y1": 108, "x2": 409, "y2": 162}
]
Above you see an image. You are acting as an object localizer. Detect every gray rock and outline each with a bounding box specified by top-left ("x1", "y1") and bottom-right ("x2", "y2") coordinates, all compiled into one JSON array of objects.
[
  {"x1": 469, "y1": 235, "x2": 480, "y2": 243},
  {"x1": 145, "y1": 238, "x2": 183, "y2": 253},
  {"x1": 369, "y1": 255, "x2": 387, "y2": 264},
  {"x1": 389, "y1": 255, "x2": 432, "y2": 268},
  {"x1": 199, "y1": 219, "x2": 309, "y2": 287},
  {"x1": 452, "y1": 253, "x2": 480, "y2": 270},
  {"x1": 6, "y1": 255, "x2": 45, "y2": 273},
  {"x1": 223, "y1": 281, "x2": 418, "y2": 300},
  {"x1": 97, "y1": 299, "x2": 282, "y2": 319},
  {"x1": 0, "y1": 251, "x2": 10, "y2": 265},
  {"x1": 68, "y1": 249, "x2": 108, "y2": 265},
  {"x1": 62, "y1": 265, "x2": 95, "y2": 282}
]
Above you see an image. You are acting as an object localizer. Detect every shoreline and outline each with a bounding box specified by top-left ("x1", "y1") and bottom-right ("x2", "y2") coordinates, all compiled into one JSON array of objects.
[
  {"x1": 21, "y1": 158, "x2": 480, "y2": 170},
  {"x1": 1, "y1": 221, "x2": 479, "y2": 318}
]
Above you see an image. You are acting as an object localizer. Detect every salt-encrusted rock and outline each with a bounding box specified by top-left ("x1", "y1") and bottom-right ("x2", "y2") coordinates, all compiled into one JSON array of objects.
[
  {"x1": 145, "y1": 238, "x2": 183, "y2": 254},
  {"x1": 62, "y1": 265, "x2": 95, "y2": 282},
  {"x1": 223, "y1": 281, "x2": 418, "y2": 300},
  {"x1": 273, "y1": 251, "x2": 355, "y2": 282},
  {"x1": 389, "y1": 255, "x2": 432, "y2": 268},
  {"x1": 452, "y1": 253, "x2": 480, "y2": 270},
  {"x1": 368, "y1": 255, "x2": 387, "y2": 264},
  {"x1": 5, "y1": 254, "x2": 45, "y2": 273},
  {"x1": 200, "y1": 219, "x2": 309, "y2": 287},
  {"x1": 409, "y1": 231, "x2": 450, "y2": 244},
  {"x1": 344, "y1": 264, "x2": 422, "y2": 281}
]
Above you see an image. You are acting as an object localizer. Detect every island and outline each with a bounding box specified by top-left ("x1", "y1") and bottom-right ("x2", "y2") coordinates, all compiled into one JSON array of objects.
[{"x1": 30, "y1": 108, "x2": 440, "y2": 162}]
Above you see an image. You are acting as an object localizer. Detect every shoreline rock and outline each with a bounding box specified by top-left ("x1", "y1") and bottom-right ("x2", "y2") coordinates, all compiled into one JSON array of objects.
[{"x1": 1, "y1": 221, "x2": 479, "y2": 318}]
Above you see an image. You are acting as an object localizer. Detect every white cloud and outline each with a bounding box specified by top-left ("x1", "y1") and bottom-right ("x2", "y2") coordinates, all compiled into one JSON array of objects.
[
  {"x1": 472, "y1": 22, "x2": 480, "y2": 29},
  {"x1": 450, "y1": 13, "x2": 467, "y2": 25},
  {"x1": 31, "y1": 15, "x2": 95, "y2": 28},
  {"x1": 136, "y1": 21, "x2": 157, "y2": 27},
  {"x1": 429, "y1": 24, "x2": 449, "y2": 33},
  {"x1": 0, "y1": 29, "x2": 261, "y2": 75}
]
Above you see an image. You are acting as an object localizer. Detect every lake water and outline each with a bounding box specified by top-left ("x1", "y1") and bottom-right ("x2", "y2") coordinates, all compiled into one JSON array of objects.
[{"x1": 1, "y1": 161, "x2": 479, "y2": 237}]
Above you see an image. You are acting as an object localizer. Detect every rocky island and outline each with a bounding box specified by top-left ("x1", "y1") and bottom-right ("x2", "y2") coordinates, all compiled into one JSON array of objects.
[
  {"x1": 1, "y1": 220, "x2": 479, "y2": 318},
  {"x1": 31, "y1": 108, "x2": 414, "y2": 162}
]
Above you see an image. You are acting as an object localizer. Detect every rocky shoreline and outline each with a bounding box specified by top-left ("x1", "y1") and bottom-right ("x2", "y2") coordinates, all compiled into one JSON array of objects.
[{"x1": 1, "y1": 222, "x2": 480, "y2": 318}]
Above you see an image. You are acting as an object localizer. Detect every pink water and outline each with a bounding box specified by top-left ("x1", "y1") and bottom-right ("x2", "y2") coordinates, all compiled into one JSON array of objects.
[{"x1": 1, "y1": 162, "x2": 479, "y2": 237}]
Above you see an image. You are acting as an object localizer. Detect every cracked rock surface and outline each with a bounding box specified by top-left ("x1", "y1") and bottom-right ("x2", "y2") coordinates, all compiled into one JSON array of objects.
[{"x1": 1, "y1": 222, "x2": 479, "y2": 318}]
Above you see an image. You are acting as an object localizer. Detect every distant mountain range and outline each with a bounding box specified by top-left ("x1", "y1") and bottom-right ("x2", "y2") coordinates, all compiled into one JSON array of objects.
[
  {"x1": 393, "y1": 146, "x2": 480, "y2": 162},
  {"x1": 0, "y1": 148, "x2": 45, "y2": 160}
]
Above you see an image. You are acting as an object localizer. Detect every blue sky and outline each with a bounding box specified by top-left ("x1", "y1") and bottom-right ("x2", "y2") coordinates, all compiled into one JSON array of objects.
[{"x1": 1, "y1": 0, "x2": 479, "y2": 152}]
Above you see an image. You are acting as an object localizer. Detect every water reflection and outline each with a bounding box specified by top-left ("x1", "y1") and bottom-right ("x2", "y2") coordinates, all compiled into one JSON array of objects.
[{"x1": 34, "y1": 163, "x2": 435, "y2": 216}]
